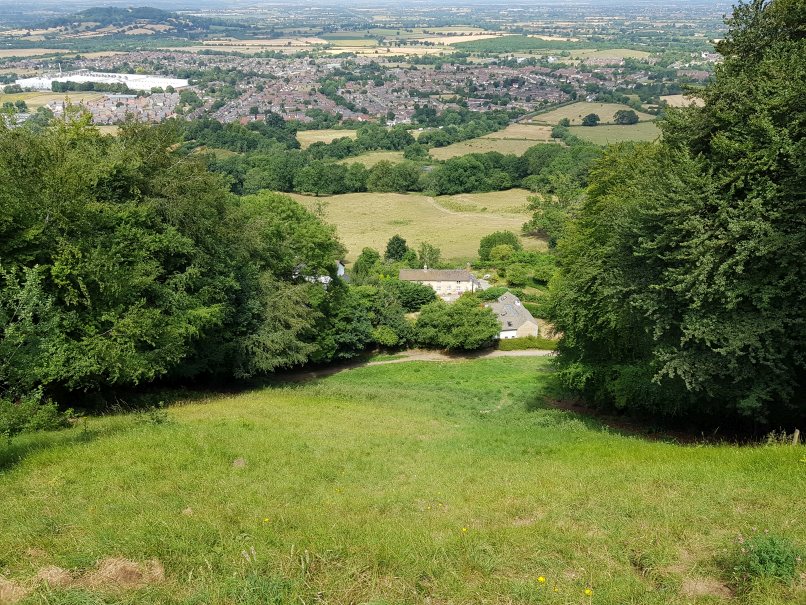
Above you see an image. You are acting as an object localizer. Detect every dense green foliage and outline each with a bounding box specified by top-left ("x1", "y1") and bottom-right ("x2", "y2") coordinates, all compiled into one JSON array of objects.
[
  {"x1": 0, "y1": 117, "x2": 370, "y2": 411},
  {"x1": 478, "y1": 231, "x2": 522, "y2": 262},
  {"x1": 546, "y1": 0, "x2": 806, "y2": 425},
  {"x1": 415, "y1": 297, "x2": 500, "y2": 350}
]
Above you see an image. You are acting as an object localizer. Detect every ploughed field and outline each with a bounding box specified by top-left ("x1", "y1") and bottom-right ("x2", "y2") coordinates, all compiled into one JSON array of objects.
[{"x1": 0, "y1": 358, "x2": 803, "y2": 604}]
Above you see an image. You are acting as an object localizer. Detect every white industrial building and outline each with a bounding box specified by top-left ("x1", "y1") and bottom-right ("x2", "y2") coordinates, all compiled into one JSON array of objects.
[{"x1": 15, "y1": 70, "x2": 188, "y2": 92}]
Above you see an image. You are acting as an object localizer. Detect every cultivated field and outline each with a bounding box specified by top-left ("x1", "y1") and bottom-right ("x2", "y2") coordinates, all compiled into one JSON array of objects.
[
  {"x1": 296, "y1": 129, "x2": 357, "y2": 148},
  {"x1": 324, "y1": 46, "x2": 453, "y2": 56},
  {"x1": 0, "y1": 358, "x2": 803, "y2": 604},
  {"x1": 0, "y1": 48, "x2": 69, "y2": 58},
  {"x1": 289, "y1": 191, "x2": 539, "y2": 261},
  {"x1": 568, "y1": 122, "x2": 661, "y2": 144},
  {"x1": 531, "y1": 102, "x2": 656, "y2": 125}
]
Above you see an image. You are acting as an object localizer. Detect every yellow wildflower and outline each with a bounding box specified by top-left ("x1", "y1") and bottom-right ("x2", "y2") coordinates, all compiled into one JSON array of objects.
[
  {"x1": 537, "y1": 576, "x2": 546, "y2": 583},
  {"x1": 462, "y1": 527, "x2": 468, "y2": 532},
  {"x1": 584, "y1": 587, "x2": 593, "y2": 596}
]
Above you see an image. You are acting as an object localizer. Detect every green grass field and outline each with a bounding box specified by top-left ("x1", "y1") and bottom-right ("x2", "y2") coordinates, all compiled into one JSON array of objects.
[
  {"x1": 1, "y1": 358, "x2": 803, "y2": 604},
  {"x1": 569, "y1": 122, "x2": 661, "y2": 144},
  {"x1": 288, "y1": 191, "x2": 540, "y2": 261}
]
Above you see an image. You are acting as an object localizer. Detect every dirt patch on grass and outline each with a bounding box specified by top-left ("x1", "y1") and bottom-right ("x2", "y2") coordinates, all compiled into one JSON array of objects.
[
  {"x1": 681, "y1": 576, "x2": 732, "y2": 599},
  {"x1": 0, "y1": 577, "x2": 29, "y2": 604},
  {"x1": 35, "y1": 566, "x2": 73, "y2": 587},
  {"x1": 83, "y1": 557, "x2": 164, "y2": 589}
]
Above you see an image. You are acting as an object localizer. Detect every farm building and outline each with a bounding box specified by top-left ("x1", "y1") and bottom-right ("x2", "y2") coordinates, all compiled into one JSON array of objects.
[
  {"x1": 398, "y1": 268, "x2": 481, "y2": 302},
  {"x1": 485, "y1": 293, "x2": 539, "y2": 339}
]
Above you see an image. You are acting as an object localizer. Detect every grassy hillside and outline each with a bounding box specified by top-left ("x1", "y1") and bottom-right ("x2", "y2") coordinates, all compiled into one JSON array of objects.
[{"x1": 0, "y1": 358, "x2": 803, "y2": 604}]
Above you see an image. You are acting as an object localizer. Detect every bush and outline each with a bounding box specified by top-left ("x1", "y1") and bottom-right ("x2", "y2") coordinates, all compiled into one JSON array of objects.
[
  {"x1": 381, "y1": 279, "x2": 436, "y2": 312},
  {"x1": 728, "y1": 532, "x2": 802, "y2": 590},
  {"x1": 372, "y1": 325, "x2": 400, "y2": 347},
  {"x1": 478, "y1": 231, "x2": 522, "y2": 262},
  {"x1": 498, "y1": 336, "x2": 557, "y2": 351},
  {"x1": 477, "y1": 286, "x2": 510, "y2": 301},
  {"x1": 0, "y1": 389, "x2": 69, "y2": 440},
  {"x1": 415, "y1": 298, "x2": 500, "y2": 351}
]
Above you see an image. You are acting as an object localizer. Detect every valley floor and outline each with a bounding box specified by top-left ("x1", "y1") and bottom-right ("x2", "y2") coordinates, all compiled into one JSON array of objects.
[{"x1": 0, "y1": 358, "x2": 803, "y2": 604}]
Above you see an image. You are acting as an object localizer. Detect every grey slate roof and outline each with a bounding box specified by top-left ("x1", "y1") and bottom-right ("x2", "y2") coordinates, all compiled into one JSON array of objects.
[
  {"x1": 399, "y1": 269, "x2": 478, "y2": 283},
  {"x1": 486, "y1": 293, "x2": 538, "y2": 330}
]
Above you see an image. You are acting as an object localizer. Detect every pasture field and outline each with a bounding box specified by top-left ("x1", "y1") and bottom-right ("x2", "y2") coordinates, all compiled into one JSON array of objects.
[
  {"x1": 338, "y1": 150, "x2": 405, "y2": 168},
  {"x1": 0, "y1": 91, "x2": 103, "y2": 109},
  {"x1": 568, "y1": 122, "x2": 661, "y2": 144},
  {"x1": 531, "y1": 102, "x2": 656, "y2": 126},
  {"x1": 296, "y1": 129, "x2": 357, "y2": 149},
  {"x1": 661, "y1": 94, "x2": 706, "y2": 108},
  {"x1": 429, "y1": 135, "x2": 551, "y2": 161},
  {"x1": 480, "y1": 123, "x2": 555, "y2": 141},
  {"x1": 288, "y1": 191, "x2": 539, "y2": 261},
  {"x1": 325, "y1": 38, "x2": 379, "y2": 47},
  {"x1": 432, "y1": 188, "x2": 534, "y2": 215},
  {"x1": 0, "y1": 358, "x2": 803, "y2": 605}
]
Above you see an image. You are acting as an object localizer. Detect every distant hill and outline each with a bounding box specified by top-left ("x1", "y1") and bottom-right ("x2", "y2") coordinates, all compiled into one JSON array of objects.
[{"x1": 40, "y1": 6, "x2": 222, "y2": 35}]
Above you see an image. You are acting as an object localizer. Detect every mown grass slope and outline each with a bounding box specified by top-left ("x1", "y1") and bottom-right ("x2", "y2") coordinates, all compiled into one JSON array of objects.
[{"x1": 0, "y1": 358, "x2": 803, "y2": 604}]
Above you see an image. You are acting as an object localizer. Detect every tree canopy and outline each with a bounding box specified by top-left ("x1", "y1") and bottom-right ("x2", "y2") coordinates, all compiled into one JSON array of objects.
[
  {"x1": 0, "y1": 117, "x2": 357, "y2": 408},
  {"x1": 546, "y1": 0, "x2": 806, "y2": 426}
]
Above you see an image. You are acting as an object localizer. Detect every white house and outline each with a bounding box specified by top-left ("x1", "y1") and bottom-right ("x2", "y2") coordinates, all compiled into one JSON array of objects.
[
  {"x1": 485, "y1": 293, "x2": 539, "y2": 339},
  {"x1": 398, "y1": 268, "x2": 481, "y2": 302}
]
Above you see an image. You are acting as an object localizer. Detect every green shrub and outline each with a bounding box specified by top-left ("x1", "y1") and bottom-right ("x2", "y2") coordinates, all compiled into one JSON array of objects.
[
  {"x1": 729, "y1": 532, "x2": 802, "y2": 589},
  {"x1": 478, "y1": 286, "x2": 510, "y2": 301},
  {"x1": 0, "y1": 389, "x2": 69, "y2": 441},
  {"x1": 415, "y1": 298, "x2": 500, "y2": 351},
  {"x1": 498, "y1": 336, "x2": 557, "y2": 351}
]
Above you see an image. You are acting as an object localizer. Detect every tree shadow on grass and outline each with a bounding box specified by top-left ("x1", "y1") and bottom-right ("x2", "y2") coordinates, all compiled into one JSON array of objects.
[
  {"x1": 525, "y1": 387, "x2": 750, "y2": 446},
  {"x1": 0, "y1": 422, "x2": 127, "y2": 472}
]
